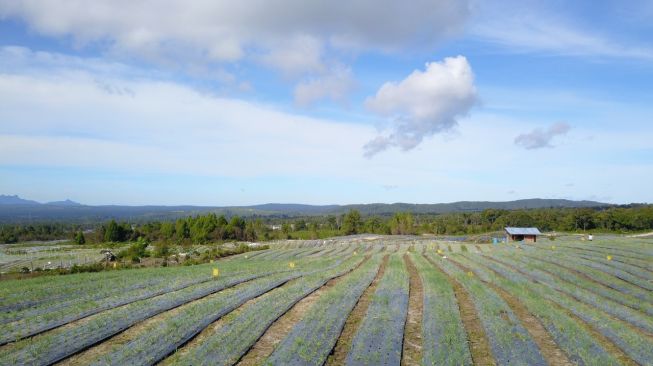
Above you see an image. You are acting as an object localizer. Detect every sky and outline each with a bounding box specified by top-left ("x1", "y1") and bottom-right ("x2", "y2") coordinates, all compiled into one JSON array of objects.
[{"x1": 1, "y1": 0, "x2": 652, "y2": 206}]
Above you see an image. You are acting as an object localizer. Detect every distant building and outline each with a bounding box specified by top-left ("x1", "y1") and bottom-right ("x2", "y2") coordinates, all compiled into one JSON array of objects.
[{"x1": 505, "y1": 227, "x2": 541, "y2": 243}]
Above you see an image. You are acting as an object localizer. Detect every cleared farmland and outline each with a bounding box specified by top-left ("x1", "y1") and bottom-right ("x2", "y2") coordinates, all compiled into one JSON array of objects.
[{"x1": 0, "y1": 236, "x2": 652, "y2": 365}]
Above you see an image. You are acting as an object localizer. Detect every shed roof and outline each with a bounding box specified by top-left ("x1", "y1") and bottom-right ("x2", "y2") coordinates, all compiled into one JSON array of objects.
[{"x1": 505, "y1": 227, "x2": 541, "y2": 235}]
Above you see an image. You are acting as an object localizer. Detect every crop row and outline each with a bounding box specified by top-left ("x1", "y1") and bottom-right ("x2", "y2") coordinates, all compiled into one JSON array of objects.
[
  {"x1": 0, "y1": 258, "x2": 297, "y2": 344},
  {"x1": 263, "y1": 254, "x2": 384, "y2": 365},
  {"x1": 455, "y1": 253, "x2": 621, "y2": 365},
  {"x1": 475, "y1": 252, "x2": 653, "y2": 364},
  {"x1": 167, "y1": 252, "x2": 374, "y2": 366},
  {"x1": 521, "y1": 251, "x2": 653, "y2": 308},
  {"x1": 490, "y1": 252, "x2": 653, "y2": 333},
  {"x1": 87, "y1": 255, "x2": 365, "y2": 366},
  {"x1": 0, "y1": 256, "x2": 346, "y2": 365},
  {"x1": 426, "y1": 252, "x2": 548, "y2": 366},
  {"x1": 410, "y1": 253, "x2": 472, "y2": 366},
  {"x1": 345, "y1": 253, "x2": 409, "y2": 366}
]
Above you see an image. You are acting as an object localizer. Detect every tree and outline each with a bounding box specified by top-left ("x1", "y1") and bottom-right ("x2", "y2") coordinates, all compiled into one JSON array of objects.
[
  {"x1": 104, "y1": 220, "x2": 121, "y2": 242},
  {"x1": 389, "y1": 212, "x2": 414, "y2": 235},
  {"x1": 74, "y1": 231, "x2": 86, "y2": 245},
  {"x1": 342, "y1": 209, "x2": 362, "y2": 235}
]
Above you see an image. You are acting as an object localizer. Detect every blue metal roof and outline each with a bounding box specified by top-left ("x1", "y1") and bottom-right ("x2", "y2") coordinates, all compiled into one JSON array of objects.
[{"x1": 505, "y1": 227, "x2": 541, "y2": 235}]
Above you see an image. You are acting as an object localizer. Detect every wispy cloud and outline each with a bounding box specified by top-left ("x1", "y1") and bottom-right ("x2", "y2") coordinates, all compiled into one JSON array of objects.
[
  {"x1": 514, "y1": 122, "x2": 570, "y2": 149},
  {"x1": 363, "y1": 56, "x2": 477, "y2": 157},
  {"x1": 470, "y1": 2, "x2": 653, "y2": 61}
]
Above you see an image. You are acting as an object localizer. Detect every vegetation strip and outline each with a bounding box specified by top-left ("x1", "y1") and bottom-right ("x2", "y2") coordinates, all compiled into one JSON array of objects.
[
  {"x1": 522, "y1": 252, "x2": 653, "y2": 314},
  {"x1": 495, "y1": 252, "x2": 653, "y2": 335},
  {"x1": 422, "y1": 253, "x2": 495, "y2": 366},
  {"x1": 232, "y1": 253, "x2": 375, "y2": 366},
  {"x1": 345, "y1": 253, "x2": 409, "y2": 366},
  {"x1": 410, "y1": 253, "x2": 471, "y2": 365},
  {"x1": 0, "y1": 257, "x2": 345, "y2": 365},
  {"x1": 448, "y1": 256, "x2": 574, "y2": 366},
  {"x1": 401, "y1": 253, "x2": 423, "y2": 366},
  {"x1": 264, "y1": 254, "x2": 384, "y2": 365},
  {"x1": 325, "y1": 254, "x2": 390, "y2": 366},
  {"x1": 458, "y1": 252, "x2": 634, "y2": 366},
  {"x1": 480, "y1": 253, "x2": 652, "y2": 364},
  {"x1": 81, "y1": 257, "x2": 356, "y2": 366}
]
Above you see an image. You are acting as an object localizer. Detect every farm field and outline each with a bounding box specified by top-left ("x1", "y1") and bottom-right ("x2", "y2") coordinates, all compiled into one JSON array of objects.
[{"x1": 0, "y1": 235, "x2": 651, "y2": 365}]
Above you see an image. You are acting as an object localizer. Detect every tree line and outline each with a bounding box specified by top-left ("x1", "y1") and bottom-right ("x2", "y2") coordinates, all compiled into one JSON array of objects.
[{"x1": 1, "y1": 204, "x2": 652, "y2": 244}]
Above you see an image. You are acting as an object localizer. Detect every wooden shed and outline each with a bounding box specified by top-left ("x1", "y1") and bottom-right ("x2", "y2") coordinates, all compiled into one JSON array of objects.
[{"x1": 505, "y1": 227, "x2": 541, "y2": 243}]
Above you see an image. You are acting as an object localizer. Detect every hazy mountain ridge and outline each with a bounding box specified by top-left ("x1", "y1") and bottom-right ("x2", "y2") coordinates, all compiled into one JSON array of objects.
[{"x1": 0, "y1": 195, "x2": 611, "y2": 224}]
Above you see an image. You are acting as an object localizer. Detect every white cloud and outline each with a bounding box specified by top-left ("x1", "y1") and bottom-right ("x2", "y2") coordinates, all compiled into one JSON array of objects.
[
  {"x1": 363, "y1": 56, "x2": 477, "y2": 157},
  {"x1": 514, "y1": 122, "x2": 570, "y2": 149}
]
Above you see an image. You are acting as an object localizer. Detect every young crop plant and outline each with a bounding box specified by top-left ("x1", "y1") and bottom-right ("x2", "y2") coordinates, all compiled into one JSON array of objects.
[
  {"x1": 167, "y1": 254, "x2": 370, "y2": 366},
  {"x1": 457, "y1": 252, "x2": 621, "y2": 365},
  {"x1": 0, "y1": 256, "x2": 346, "y2": 366},
  {"x1": 410, "y1": 252, "x2": 472, "y2": 366},
  {"x1": 264, "y1": 254, "x2": 384, "y2": 365},
  {"x1": 427, "y1": 252, "x2": 547, "y2": 366},
  {"x1": 345, "y1": 253, "x2": 409, "y2": 366},
  {"x1": 476, "y1": 252, "x2": 653, "y2": 365}
]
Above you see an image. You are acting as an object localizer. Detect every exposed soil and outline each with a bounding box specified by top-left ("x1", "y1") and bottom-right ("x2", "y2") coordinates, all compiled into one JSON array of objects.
[
  {"x1": 401, "y1": 254, "x2": 423, "y2": 366},
  {"x1": 422, "y1": 254, "x2": 496, "y2": 366},
  {"x1": 448, "y1": 257, "x2": 574, "y2": 366},
  {"x1": 236, "y1": 254, "x2": 373, "y2": 366},
  {"x1": 325, "y1": 254, "x2": 390, "y2": 366},
  {"x1": 482, "y1": 255, "x2": 641, "y2": 366}
]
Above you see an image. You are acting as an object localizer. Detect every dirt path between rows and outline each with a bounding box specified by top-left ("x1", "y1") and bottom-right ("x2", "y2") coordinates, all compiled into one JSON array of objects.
[
  {"x1": 423, "y1": 254, "x2": 496, "y2": 366},
  {"x1": 401, "y1": 254, "x2": 423, "y2": 366},
  {"x1": 449, "y1": 257, "x2": 574, "y2": 366},
  {"x1": 236, "y1": 254, "x2": 374, "y2": 366},
  {"x1": 481, "y1": 254, "x2": 639, "y2": 366},
  {"x1": 324, "y1": 254, "x2": 390, "y2": 366}
]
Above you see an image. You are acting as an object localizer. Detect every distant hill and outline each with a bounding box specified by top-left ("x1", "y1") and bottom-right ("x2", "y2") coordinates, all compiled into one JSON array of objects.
[
  {"x1": 45, "y1": 199, "x2": 83, "y2": 206},
  {"x1": 0, "y1": 195, "x2": 40, "y2": 205},
  {"x1": 0, "y1": 195, "x2": 612, "y2": 224}
]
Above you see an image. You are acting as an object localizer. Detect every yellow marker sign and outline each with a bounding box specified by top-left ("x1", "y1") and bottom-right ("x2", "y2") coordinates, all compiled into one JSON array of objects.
[
  {"x1": 212, "y1": 268, "x2": 219, "y2": 277},
  {"x1": 210, "y1": 259, "x2": 214, "y2": 263},
  {"x1": 606, "y1": 255, "x2": 613, "y2": 261},
  {"x1": 467, "y1": 271, "x2": 474, "y2": 277},
  {"x1": 289, "y1": 262, "x2": 295, "y2": 269},
  {"x1": 437, "y1": 249, "x2": 443, "y2": 254},
  {"x1": 113, "y1": 262, "x2": 117, "y2": 269}
]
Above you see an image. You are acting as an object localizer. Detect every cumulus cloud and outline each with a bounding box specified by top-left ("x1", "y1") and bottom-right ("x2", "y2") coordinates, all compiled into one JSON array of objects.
[
  {"x1": 363, "y1": 56, "x2": 477, "y2": 157},
  {"x1": 514, "y1": 122, "x2": 571, "y2": 149}
]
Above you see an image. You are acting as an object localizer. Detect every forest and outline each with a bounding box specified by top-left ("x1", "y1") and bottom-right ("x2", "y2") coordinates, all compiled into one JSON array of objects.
[{"x1": 1, "y1": 204, "x2": 652, "y2": 244}]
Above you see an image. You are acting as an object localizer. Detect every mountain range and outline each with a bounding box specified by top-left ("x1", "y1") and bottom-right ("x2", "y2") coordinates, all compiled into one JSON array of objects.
[{"x1": 0, "y1": 194, "x2": 612, "y2": 224}]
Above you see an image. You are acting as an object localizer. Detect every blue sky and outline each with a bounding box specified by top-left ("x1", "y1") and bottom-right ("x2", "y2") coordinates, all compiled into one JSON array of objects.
[{"x1": 1, "y1": 0, "x2": 652, "y2": 205}]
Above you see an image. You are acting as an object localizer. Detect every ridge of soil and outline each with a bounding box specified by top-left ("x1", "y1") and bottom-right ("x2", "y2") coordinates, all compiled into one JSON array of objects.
[
  {"x1": 423, "y1": 254, "x2": 496, "y2": 366},
  {"x1": 401, "y1": 254, "x2": 423, "y2": 366},
  {"x1": 324, "y1": 254, "x2": 390, "y2": 366}
]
